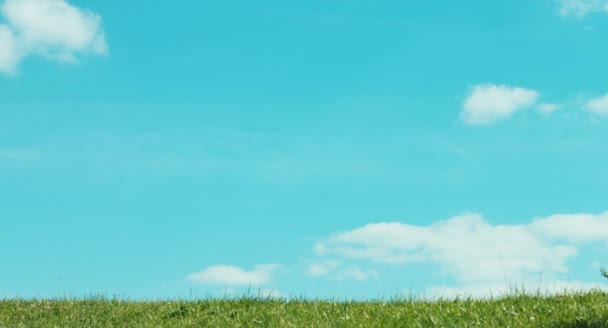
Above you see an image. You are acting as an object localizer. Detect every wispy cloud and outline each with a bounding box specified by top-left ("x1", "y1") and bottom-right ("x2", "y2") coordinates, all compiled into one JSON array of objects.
[
  {"x1": 461, "y1": 84, "x2": 540, "y2": 125},
  {"x1": 584, "y1": 93, "x2": 608, "y2": 115},
  {"x1": 0, "y1": 147, "x2": 39, "y2": 161},
  {"x1": 557, "y1": 0, "x2": 608, "y2": 17},
  {"x1": 424, "y1": 280, "x2": 608, "y2": 300},
  {"x1": 306, "y1": 260, "x2": 342, "y2": 277},
  {"x1": 17, "y1": 130, "x2": 389, "y2": 184},
  {"x1": 0, "y1": 24, "x2": 19, "y2": 73},
  {"x1": 186, "y1": 264, "x2": 282, "y2": 286},
  {"x1": 0, "y1": 0, "x2": 107, "y2": 74},
  {"x1": 334, "y1": 266, "x2": 379, "y2": 281},
  {"x1": 537, "y1": 102, "x2": 562, "y2": 115},
  {"x1": 314, "y1": 212, "x2": 608, "y2": 286},
  {"x1": 306, "y1": 260, "x2": 378, "y2": 281}
]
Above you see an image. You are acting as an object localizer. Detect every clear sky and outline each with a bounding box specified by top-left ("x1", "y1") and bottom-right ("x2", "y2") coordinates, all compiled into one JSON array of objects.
[{"x1": 2, "y1": 0, "x2": 608, "y2": 300}]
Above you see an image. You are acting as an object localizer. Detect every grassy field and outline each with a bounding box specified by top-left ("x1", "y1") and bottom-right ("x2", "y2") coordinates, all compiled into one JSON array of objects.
[{"x1": 2, "y1": 291, "x2": 608, "y2": 327}]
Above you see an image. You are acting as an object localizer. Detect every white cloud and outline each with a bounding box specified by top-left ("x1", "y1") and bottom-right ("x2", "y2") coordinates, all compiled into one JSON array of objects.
[
  {"x1": 315, "y1": 212, "x2": 608, "y2": 285},
  {"x1": 187, "y1": 264, "x2": 281, "y2": 286},
  {"x1": 461, "y1": 84, "x2": 540, "y2": 125},
  {"x1": 0, "y1": 0, "x2": 107, "y2": 74},
  {"x1": 0, "y1": 25, "x2": 19, "y2": 74},
  {"x1": 306, "y1": 260, "x2": 342, "y2": 276},
  {"x1": 424, "y1": 280, "x2": 608, "y2": 300},
  {"x1": 335, "y1": 266, "x2": 379, "y2": 281},
  {"x1": 306, "y1": 260, "x2": 378, "y2": 281},
  {"x1": 537, "y1": 102, "x2": 562, "y2": 114},
  {"x1": 531, "y1": 213, "x2": 608, "y2": 243},
  {"x1": 558, "y1": 0, "x2": 608, "y2": 17},
  {"x1": 585, "y1": 93, "x2": 608, "y2": 115}
]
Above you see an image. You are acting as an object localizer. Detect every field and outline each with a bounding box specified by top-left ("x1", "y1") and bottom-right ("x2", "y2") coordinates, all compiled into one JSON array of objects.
[{"x1": 2, "y1": 291, "x2": 608, "y2": 327}]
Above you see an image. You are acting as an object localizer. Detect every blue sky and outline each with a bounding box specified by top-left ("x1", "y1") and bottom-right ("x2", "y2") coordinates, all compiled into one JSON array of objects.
[{"x1": 1, "y1": 0, "x2": 608, "y2": 300}]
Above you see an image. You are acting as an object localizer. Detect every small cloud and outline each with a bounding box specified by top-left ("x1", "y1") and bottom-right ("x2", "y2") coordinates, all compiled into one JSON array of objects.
[
  {"x1": 306, "y1": 260, "x2": 379, "y2": 281},
  {"x1": 335, "y1": 266, "x2": 379, "y2": 281},
  {"x1": 557, "y1": 0, "x2": 608, "y2": 17},
  {"x1": 0, "y1": 0, "x2": 107, "y2": 74},
  {"x1": 306, "y1": 260, "x2": 341, "y2": 277},
  {"x1": 585, "y1": 93, "x2": 608, "y2": 115},
  {"x1": 537, "y1": 102, "x2": 562, "y2": 114},
  {"x1": 186, "y1": 264, "x2": 281, "y2": 286},
  {"x1": 314, "y1": 242, "x2": 328, "y2": 256},
  {"x1": 461, "y1": 84, "x2": 540, "y2": 125},
  {"x1": 424, "y1": 280, "x2": 608, "y2": 300}
]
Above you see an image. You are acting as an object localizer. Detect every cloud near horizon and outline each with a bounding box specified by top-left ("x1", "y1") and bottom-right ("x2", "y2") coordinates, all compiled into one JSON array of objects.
[
  {"x1": 187, "y1": 264, "x2": 282, "y2": 286},
  {"x1": 0, "y1": 0, "x2": 107, "y2": 74},
  {"x1": 424, "y1": 280, "x2": 608, "y2": 300},
  {"x1": 184, "y1": 211, "x2": 608, "y2": 299},
  {"x1": 314, "y1": 212, "x2": 608, "y2": 288},
  {"x1": 461, "y1": 84, "x2": 541, "y2": 125}
]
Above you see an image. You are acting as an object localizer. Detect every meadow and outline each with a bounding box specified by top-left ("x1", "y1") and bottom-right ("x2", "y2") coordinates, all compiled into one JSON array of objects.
[{"x1": 2, "y1": 290, "x2": 608, "y2": 327}]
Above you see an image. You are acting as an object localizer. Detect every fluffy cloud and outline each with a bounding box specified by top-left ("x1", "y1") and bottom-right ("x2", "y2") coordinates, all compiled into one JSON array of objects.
[
  {"x1": 558, "y1": 0, "x2": 608, "y2": 17},
  {"x1": 187, "y1": 264, "x2": 281, "y2": 286},
  {"x1": 461, "y1": 84, "x2": 540, "y2": 125},
  {"x1": 0, "y1": 0, "x2": 107, "y2": 74},
  {"x1": 314, "y1": 212, "x2": 608, "y2": 285},
  {"x1": 585, "y1": 93, "x2": 608, "y2": 115}
]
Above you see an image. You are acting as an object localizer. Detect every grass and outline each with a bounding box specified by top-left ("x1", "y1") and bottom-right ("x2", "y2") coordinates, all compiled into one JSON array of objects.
[{"x1": 2, "y1": 291, "x2": 608, "y2": 327}]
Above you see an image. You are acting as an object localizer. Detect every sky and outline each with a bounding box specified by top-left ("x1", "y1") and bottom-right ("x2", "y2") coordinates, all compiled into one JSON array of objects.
[{"x1": 1, "y1": 0, "x2": 608, "y2": 300}]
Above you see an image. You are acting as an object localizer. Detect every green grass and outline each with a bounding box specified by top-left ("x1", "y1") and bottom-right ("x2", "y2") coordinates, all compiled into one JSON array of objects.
[{"x1": 2, "y1": 291, "x2": 608, "y2": 327}]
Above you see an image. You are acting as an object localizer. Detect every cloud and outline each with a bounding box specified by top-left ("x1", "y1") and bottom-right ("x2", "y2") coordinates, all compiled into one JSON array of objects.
[
  {"x1": 0, "y1": 25, "x2": 19, "y2": 73},
  {"x1": 0, "y1": 0, "x2": 107, "y2": 74},
  {"x1": 585, "y1": 93, "x2": 608, "y2": 115},
  {"x1": 537, "y1": 102, "x2": 562, "y2": 114},
  {"x1": 461, "y1": 84, "x2": 540, "y2": 125},
  {"x1": 306, "y1": 260, "x2": 342, "y2": 277},
  {"x1": 314, "y1": 212, "x2": 608, "y2": 285},
  {"x1": 558, "y1": 0, "x2": 608, "y2": 17},
  {"x1": 424, "y1": 280, "x2": 608, "y2": 300},
  {"x1": 531, "y1": 213, "x2": 608, "y2": 243},
  {"x1": 306, "y1": 260, "x2": 378, "y2": 281},
  {"x1": 187, "y1": 264, "x2": 281, "y2": 286},
  {"x1": 335, "y1": 266, "x2": 379, "y2": 281}
]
